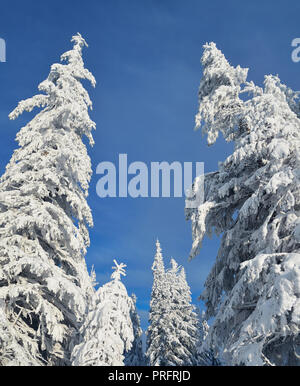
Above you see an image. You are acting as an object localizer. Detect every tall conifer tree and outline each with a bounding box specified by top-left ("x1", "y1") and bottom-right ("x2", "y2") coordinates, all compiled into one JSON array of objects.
[
  {"x1": 0, "y1": 33, "x2": 96, "y2": 365},
  {"x1": 187, "y1": 42, "x2": 300, "y2": 365},
  {"x1": 147, "y1": 241, "x2": 199, "y2": 366},
  {"x1": 146, "y1": 239, "x2": 168, "y2": 365}
]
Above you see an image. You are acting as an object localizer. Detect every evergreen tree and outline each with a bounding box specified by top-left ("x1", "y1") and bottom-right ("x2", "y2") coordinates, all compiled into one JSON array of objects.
[
  {"x1": 0, "y1": 33, "x2": 96, "y2": 365},
  {"x1": 186, "y1": 42, "x2": 300, "y2": 365},
  {"x1": 146, "y1": 241, "x2": 199, "y2": 366},
  {"x1": 164, "y1": 260, "x2": 199, "y2": 366},
  {"x1": 146, "y1": 239, "x2": 168, "y2": 365},
  {"x1": 124, "y1": 294, "x2": 145, "y2": 366},
  {"x1": 72, "y1": 260, "x2": 134, "y2": 366}
]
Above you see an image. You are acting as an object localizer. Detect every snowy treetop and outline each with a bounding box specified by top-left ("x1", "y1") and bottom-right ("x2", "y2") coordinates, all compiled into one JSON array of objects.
[
  {"x1": 152, "y1": 239, "x2": 164, "y2": 273},
  {"x1": 9, "y1": 32, "x2": 96, "y2": 146},
  {"x1": 111, "y1": 260, "x2": 127, "y2": 281}
]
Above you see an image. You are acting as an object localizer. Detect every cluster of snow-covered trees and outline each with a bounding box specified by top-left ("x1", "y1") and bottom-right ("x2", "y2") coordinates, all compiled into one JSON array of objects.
[
  {"x1": 0, "y1": 33, "x2": 207, "y2": 367},
  {"x1": 1, "y1": 31, "x2": 299, "y2": 366},
  {"x1": 186, "y1": 42, "x2": 300, "y2": 366},
  {"x1": 146, "y1": 239, "x2": 218, "y2": 366},
  {"x1": 71, "y1": 241, "x2": 211, "y2": 367},
  {"x1": 146, "y1": 240, "x2": 200, "y2": 366}
]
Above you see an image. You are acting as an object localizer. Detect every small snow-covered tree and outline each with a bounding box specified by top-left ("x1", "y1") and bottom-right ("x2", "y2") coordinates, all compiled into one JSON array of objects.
[
  {"x1": 146, "y1": 239, "x2": 168, "y2": 365},
  {"x1": 186, "y1": 42, "x2": 300, "y2": 365},
  {"x1": 146, "y1": 241, "x2": 199, "y2": 366},
  {"x1": 124, "y1": 294, "x2": 145, "y2": 366},
  {"x1": 163, "y1": 259, "x2": 199, "y2": 366},
  {"x1": 0, "y1": 33, "x2": 96, "y2": 366},
  {"x1": 71, "y1": 260, "x2": 134, "y2": 366}
]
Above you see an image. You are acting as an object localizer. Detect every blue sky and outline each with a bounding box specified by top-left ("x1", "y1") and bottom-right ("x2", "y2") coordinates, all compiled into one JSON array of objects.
[{"x1": 0, "y1": 0, "x2": 300, "y2": 330}]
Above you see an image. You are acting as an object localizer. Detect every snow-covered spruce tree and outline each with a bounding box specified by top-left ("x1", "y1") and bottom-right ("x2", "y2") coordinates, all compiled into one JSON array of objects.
[
  {"x1": 124, "y1": 293, "x2": 145, "y2": 366},
  {"x1": 71, "y1": 260, "x2": 134, "y2": 366},
  {"x1": 146, "y1": 239, "x2": 168, "y2": 365},
  {"x1": 186, "y1": 42, "x2": 300, "y2": 365},
  {"x1": 163, "y1": 259, "x2": 199, "y2": 366},
  {"x1": 0, "y1": 33, "x2": 96, "y2": 366},
  {"x1": 146, "y1": 241, "x2": 199, "y2": 366}
]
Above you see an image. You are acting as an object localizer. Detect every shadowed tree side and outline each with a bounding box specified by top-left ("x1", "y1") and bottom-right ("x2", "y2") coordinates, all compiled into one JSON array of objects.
[{"x1": 124, "y1": 293, "x2": 145, "y2": 366}]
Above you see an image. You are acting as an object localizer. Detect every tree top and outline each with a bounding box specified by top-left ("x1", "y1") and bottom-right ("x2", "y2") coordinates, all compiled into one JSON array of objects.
[{"x1": 111, "y1": 260, "x2": 127, "y2": 281}]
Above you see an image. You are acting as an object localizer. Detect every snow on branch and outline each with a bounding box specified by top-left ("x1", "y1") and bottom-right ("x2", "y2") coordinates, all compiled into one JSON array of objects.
[{"x1": 111, "y1": 260, "x2": 127, "y2": 281}]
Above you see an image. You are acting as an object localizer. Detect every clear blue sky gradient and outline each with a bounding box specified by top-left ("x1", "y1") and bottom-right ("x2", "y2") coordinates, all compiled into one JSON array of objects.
[{"x1": 0, "y1": 0, "x2": 300, "y2": 329}]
